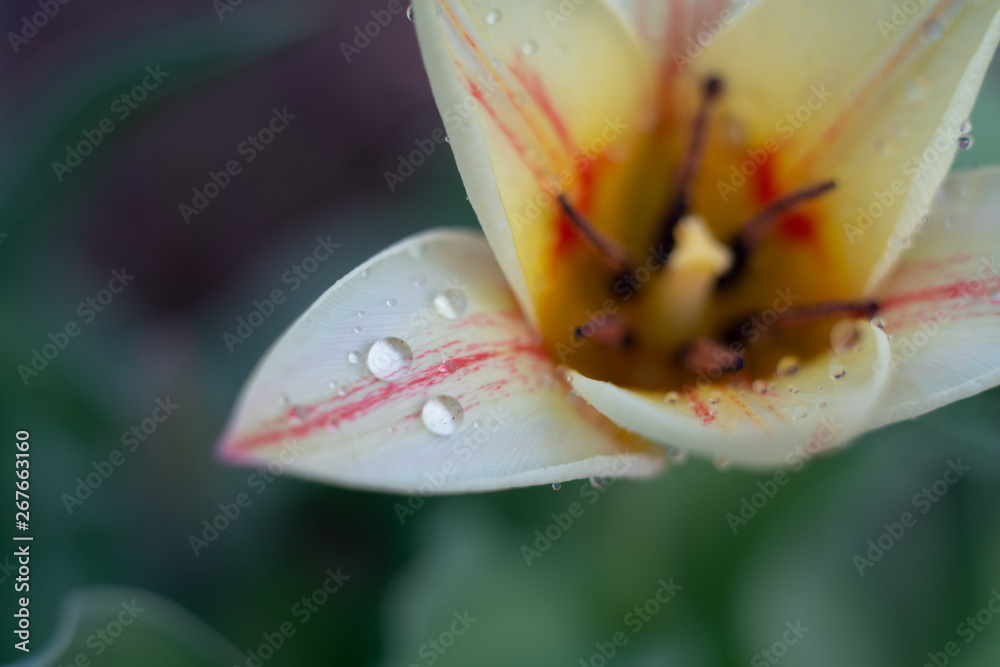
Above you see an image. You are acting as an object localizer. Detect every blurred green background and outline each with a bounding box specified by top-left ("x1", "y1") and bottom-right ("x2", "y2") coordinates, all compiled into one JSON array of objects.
[{"x1": 2, "y1": 1, "x2": 1000, "y2": 665}]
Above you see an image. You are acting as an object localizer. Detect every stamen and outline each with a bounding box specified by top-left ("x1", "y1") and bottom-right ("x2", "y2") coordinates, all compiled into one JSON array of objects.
[
  {"x1": 726, "y1": 299, "x2": 879, "y2": 342},
  {"x1": 679, "y1": 337, "x2": 744, "y2": 375},
  {"x1": 557, "y1": 194, "x2": 634, "y2": 274},
  {"x1": 656, "y1": 77, "x2": 724, "y2": 256},
  {"x1": 573, "y1": 313, "x2": 633, "y2": 348},
  {"x1": 718, "y1": 180, "x2": 837, "y2": 287}
]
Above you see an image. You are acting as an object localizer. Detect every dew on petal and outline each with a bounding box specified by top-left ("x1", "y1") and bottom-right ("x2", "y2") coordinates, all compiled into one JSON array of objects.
[
  {"x1": 830, "y1": 319, "x2": 859, "y2": 355},
  {"x1": 871, "y1": 316, "x2": 886, "y2": 330},
  {"x1": 829, "y1": 361, "x2": 847, "y2": 380},
  {"x1": 552, "y1": 483, "x2": 562, "y2": 491},
  {"x1": 713, "y1": 457, "x2": 730, "y2": 471},
  {"x1": 439, "y1": 359, "x2": 458, "y2": 375},
  {"x1": 421, "y1": 395, "x2": 464, "y2": 435},
  {"x1": 958, "y1": 135, "x2": 973, "y2": 151},
  {"x1": 668, "y1": 448, "x2": 688, "y2": 464},
  {"x1": 664, "y1": 391, "x2": 680, "y2": 404},
  {"x1": 356, "y1": 310, "x2": 365, "y2": 318},
  {"x1": 959, "y1": 119, "x2": 973, "y2": 134},
  {"x1": 406, "y1": 3, "x2": 414, "y2": 21},
  {"x1": 278, "y1": 392, "x2": 290, "y2": 407},
  {"x1": 790, "y1": 406, "x2": 807, "y2": 422},
  {"x1": 347, "y1": 350, "x2": 361, "y2": 364},
  {"x1": 412, "y1": 276, "x2": 426, "y2": 288},
  {"x1": 288, "y1": 405, "x2": 307, "y2": 423},
  {"x1": 485, "y1": 8, "x2": 502, "y2": 24},
  {"x1": 386, "y1": 298, "x2": 397, "y2": 308},
  {"x1": 433, "y1": 288, "x2": 468, "y2": 320},
  {"x1": 589, "y1": 476, "x2": 605, "y2": 488},
  {"x1": 353, "y1": 325, "x2": 363, "y2": 334},
  {"x1": 708, "y1": 391, "x2": 722, "y2": 404},
  {"x1": 923, "y1": 19, "x2": 943, "y2": 41},
  {"x1": 752, "y1": 379, "x2": 769, "y2": 395},
  {"x1": 434, "y1": 3, "x2": 443, "y2": 16},
  {"x1": 366, "y1": 337, "x2": 414, "y2": 382},
  {"x1": 814, "y1": 397, "x2": 828, "y2": 409},
  {"x1": 325, "y1": 418, "x2": 339, "y2": 432},
  {"x1": 775, "y1": 355, "x2": 801, "y2": 377},
  {"x1": 521, "y1": 40, "x2": 537, "y2": 55}
]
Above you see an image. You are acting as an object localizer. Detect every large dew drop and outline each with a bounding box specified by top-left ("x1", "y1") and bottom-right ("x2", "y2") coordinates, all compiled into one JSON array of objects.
[
  {"x1": 421, "y1": 395, "x2": 464, "y2": 435},
  {"x1": 433, "y1": 288, "x2": 468, "y2": 320},
  {"x1": 366, "y1": 337, "x2": 414, "y2": 382}
]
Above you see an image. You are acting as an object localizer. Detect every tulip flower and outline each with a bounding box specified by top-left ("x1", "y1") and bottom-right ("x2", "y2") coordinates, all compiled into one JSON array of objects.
[{"x1": 218, "y1": 0, "x2": 1000, "y2": 492}]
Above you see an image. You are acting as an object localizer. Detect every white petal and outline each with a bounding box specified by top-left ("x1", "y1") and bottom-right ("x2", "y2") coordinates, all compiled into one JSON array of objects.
[
  {"x1": 569, "y1": 322, "x2": 893, "y2": 467},
  {"x1": 868, "y1": 167, "x2": 1000, "y2": 428},
  {"x1": 218, "y1": 229, "x2": 664, "y2": 493}
]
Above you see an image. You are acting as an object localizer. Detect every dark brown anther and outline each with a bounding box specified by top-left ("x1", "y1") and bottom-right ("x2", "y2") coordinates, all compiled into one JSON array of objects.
[
  {"x1": 679, "y1": 337, "x2": 744, "y2": 375},
  {"x1": 725, "y1": 299, "x2": 880, "y2": 343},
  {"x1": 557, "y1": 194, "x2": 634, "y2": 274},
  {"x1": 656, "y1": 75, "x2": 725, "y2": 256},
  {"x1": 718, "y1": 180, "x2": 837, "y2": 288}
]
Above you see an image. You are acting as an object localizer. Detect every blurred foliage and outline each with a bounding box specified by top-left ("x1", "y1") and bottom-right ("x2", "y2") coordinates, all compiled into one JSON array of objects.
[{"x1": 1, "y1": 1, "x2": 1000, "y2": 666}]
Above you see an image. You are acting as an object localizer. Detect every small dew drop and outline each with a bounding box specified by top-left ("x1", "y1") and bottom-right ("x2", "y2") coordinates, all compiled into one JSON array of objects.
[
  {"x1": 288, "y1": 405, "x2": 307, "y2": 423},
  {"x1": 829, "y1": 361, "x2": 848, "y2": 380},
  {"x1": 485, "y1": 8, "x2": 502, "y2": 24},
  {"x1": 902, "y1": 78, "x2": 925, "y2": 101},
  {"x1": 521, "y1": 40, "x2": 537, "y2": 55},
  {"x1": 589, "y1": 476, "x2": 605, "y2": 488},
  {"x1": 347, "y1": 350, "x2": 361, "y2": 364},
  {"x1": 815, "y1": 397, "x2": 828, "y2": 409},
  {"x1": 367, "y1": 337, "x2": 414, "y2": 382},
  {"x1": 713, "y1": 457, "x2": 730, "y2": 471},
  {"x1": 830, "y1": 319, "x2": 859, "y2": 355},
  {"x1": 325, "y1": 418, "x2": 339, "y2": 432},
  {"x1": 790, "y1": 406, "x2": 807, "y2": 422},
  {"x1": 433, "y1": 288, "x2": 468, "y2": 320},
  {"x1": 664, "y1": 391, "x2": 680, "y2": 405},
  {"x1": 421, "y1": 395, "x2": 464, "y2": 436},
  {"x1": 439, "y1": 359, "x2": 458, "y2": 375},
  {"x1": 360, "y1": 268, "x2": 369, "y2": 279},
  {"x1": 786, "y1": 385, "x2": 800, "y2": 394},
  {"x1": 278, "y1": 393, "x2": 290, "y2": 407},
  {"x1": 356, "y1": 310, "x2": 365, "y2": 318},
  {"x1": 708, "y1": 391, "x2": 722, "y2": 405},
  {"x1": 434, "y1": 3, "x2": 443, "y2": 16},
  {"x1": 958, "y1": 135, "x2": 973, "y2": 151},
  {"x1": 552, "y1": 483, "x2": 562, "y2": 491},
  {"x1": 959, "y1": 119, "x2": 973, "y2": 134},
  {"x1": 386, "y1": 298, "x2": 397, "y2": 308},
  {"x1": 353, "y1": 325, "x2": 363, "y2": 334},
  {"x1": 473, "y1": 420, "x2": 483, "y2": 429},
  {"x1": 871, "y1": 316, "x2": 886, "y2": 329},
  {"x1": 386, "y1": 425, "x2": 396, "y2": 434},
  {"x1": 923, "y1": 19, "x2": 943, "y2": 41},
  {"x1": 412, "y1": 276, "x2": 426, "y2": 288},
  {"x1": 776, "y1": 355, "x2": 801, "y2": 376},
  {"x1": 752, "y1": 379, "x2": 769, "y2": 395},
  {"x1": 668, "y1": 448, "x2": 689, "y2": 464},
  {"x1": 406, "y1": 3, "x2": 414, "y2": 21}
]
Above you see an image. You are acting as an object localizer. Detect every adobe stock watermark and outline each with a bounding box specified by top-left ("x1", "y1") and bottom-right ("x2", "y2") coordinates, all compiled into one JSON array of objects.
[
  {"x1": 878, "y1": 0, "x2": 935, "y2": 41},
  {"x1": 7, "y1": 0, "x2": 73, "y2": 54},
  {"x1": 921, "y1": 588, "x2": 1000, "y2": 667},
  {"x1": 394, "y1": 406, "x2": 508, "y2": 523},
  {"x1": 61, "y1": 397, "x2": 180, "y2": 514},
  {"x1": 188, "y1": 440, "x2": 304, "y2": 556},
  {"x1": 234, "y1": 567, "x2": 350, "y2": 667},
  {"x1": 671, "y1": 0, "x2": 751, "y2": 72},
  {"x1": 407, "y1": 610, "x2": 478, "y2": 667},
  {"x1": 34, "y1": 600, "x2": 145, "y2": 662},
  {"x1": 51, "y1": 66, "x2": 169, "y2": 182},
  {"x1": 16, "y1": 268, "x2": 135, "y2": 386},
  {"x1": 853, "y1": 459, "x2": 970, "y2": 576},
  {"x1": 520, "y1": 454, "x2": 634, "y2": 567},
  {"x1": 213, "y1": 0, "x2": 248, "y2": 21},
  {"x1": 179, "y1": 106, "x2": 296, "y2": 224},
  {"x1": 716, "y1": 85, "x2": 834, "y2": 202},
  {"x1": 578, "y1": 577, "x2": 683, "y2": 666},
  {"x1": 750, "y1": 620, "x2": 810, "y2": 666},
  {"x1": 340, "y1": 0, "x2": 407, "y2": 62},
  {"x1": 222, "y1": 235, "x2": 340, "y2": 353},
  {"x1": 384, "y1": 74, "x2": 501, "y2": 192}
]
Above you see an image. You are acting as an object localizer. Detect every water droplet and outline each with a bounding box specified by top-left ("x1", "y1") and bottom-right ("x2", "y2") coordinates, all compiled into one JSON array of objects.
[
  {"x1": 434, "y1": 3, "x2": 443, "y2": 16},
  {"x1": 708, "y1": 391, "x2": 722, "y2": 404},
  {"x1": 386, "y1": 425, "x2": 396, "y2": 434},
  {"x1": 959, "y1": 119, "x2": 973, "y2": 134},
  {"x1": 664, "y1": 391, "x2": 680, "y2": 405},
  {"x1": 713, "y1": 457, "x2": 730, "y2": 471},
  {"x1": 347, "y1": 350, "x2": 361, "y2": 364},
  {"x1": 433, "y1": 288, "x2": 468, "y2": 320},
  {"x1": 785, "y1": 385, "x2": 800, "y2": 394},
  {"x1": 923, "y1": 19, "x2": 943, "y2": 41},
  {"x1": 386, "y1": 298, "x2": 397, "y2": 308},
  {"x1": 360, "y1": 268, "x2": 369, "y2": 278},
  {"x1": 830, "y1": 319, "x2": 859, "y2": 355},
  {"x1": 412, "y1": 276, "x2": 426, "y2": 288},
  {"x1": 438, "y1": 359, "x2": 458, "y2": 375},
  {"x1": 421, "y1": 395, "x2": 464, "y2": 435},
  {"x1": 829, "y1": 361, "x2": 847, "y2": 380},
  {"x1": 958, "y1": 135, "x2": 973, "y2": 151},
  {"x1": 589, "y1": 476, "x2": 605, "y2": 488},
  {"x1": 473, "y1": 420, "x2": 483, "y2": 429},
  {"x1": 668, "y1": 448, "x2": 688, "y2": 464},
  {"x1": 790, "y1": 406, "x2": 807, "y2": 421},
  {"x1": 406, "y1": 3, "x2": 414, "y2": 21},
  {"x1": 776, "y1": 355, "x2": 801, "y2": 376},
  {"x1": 752, "y1": 379, "x2": 769, "y2": 395},
  {"x1": 288, "y1": 405, "x2": 307, "y2": 423},
  {"x1": 871, "y1": 316, "x2": 886, "y2": 329},
  {"x1": 552, "y1": 483, "x2": 562, "y2": 491},
  {"x1": 485, "y1": 8, "x2": 502, "y2": 24},
  {"x1": 814, "y1": 397, "x2": 828, "y2": 409},
  {"x1": 325, "y1": 418, "x2": 339, "y2": 432},
  {"x1": 902, "y1": 79, "x2": 925, "y2": 101},
  {"x1": 521, "y1": 40, "x2": 537, "y2": 55},
  {"x1": 356, "y1": 310, "x2": 365, "y2": 318},
  {"x1": 353, "y1": 325, "x2": 363, "y2": 334},
  {"x1": 278, "y1": 393, "x2": 290, "y2": 407},
  {"x1": 366, "y1": 337, "x2": 414, "y2": 382}
]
